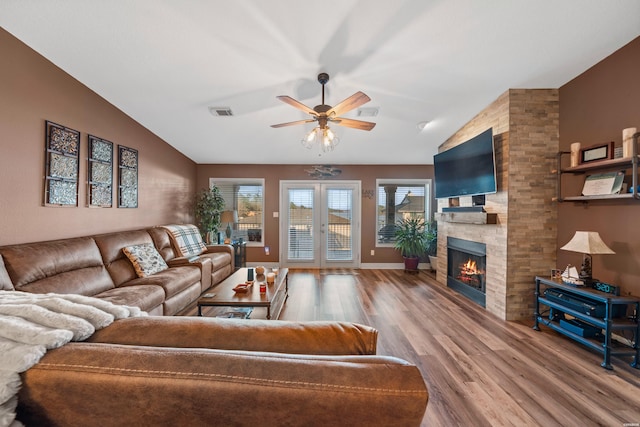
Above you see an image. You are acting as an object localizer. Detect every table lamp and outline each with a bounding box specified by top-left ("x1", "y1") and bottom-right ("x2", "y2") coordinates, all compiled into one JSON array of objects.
[
  {"x1": 560, "y1": 231, "x2": 615, "y2": 283},
  {"x1": 220, "y1": 210, "x2": 238, "y2": 244}
]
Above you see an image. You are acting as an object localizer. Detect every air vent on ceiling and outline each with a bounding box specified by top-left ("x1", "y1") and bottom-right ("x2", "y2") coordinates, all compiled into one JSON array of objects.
[
  {"x1": 208, "y1": 106, "x2": 233, "y2": 116},
  {"x1": 357, "y1": 107, "x2": 379, "y2": 117}
]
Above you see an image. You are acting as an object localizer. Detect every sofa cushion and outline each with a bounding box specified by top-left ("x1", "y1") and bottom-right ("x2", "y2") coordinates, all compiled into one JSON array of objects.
[
  {"x1": 162, "y1": 224, "x2": 206, "y2": 258},
  {"x1": 122, "y1": 244, "x2": 168, "y2": 278},
  {"x1": 121, "y1": 266, "x2": 201, "y2": 300},
  {"x1": 206, "y1": 252, "x2": 233, "y2": 270},
  {"x1": 94, "y1": 230, "x2": 156, "y2": 286},
  {"x1": 147, "y1": 226, "x2": 177, "y2": 261},
  {"x1": 0, "y1": 237, "x2": 115, "y2": 296},
  {"x1": 96, "y1": 285, "x2": 165, "y2": 314}
]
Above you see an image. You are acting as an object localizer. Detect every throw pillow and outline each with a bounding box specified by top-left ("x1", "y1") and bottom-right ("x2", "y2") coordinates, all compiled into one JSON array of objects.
[
  {"x1": 122, "y1": 244, "x2": 169, "y2": 278},
  {"x1": 0, "y1": 255, "x2": 15, "y2": 290},
  {"x1": 162, "y1": 224, "x2": 207, "y2": 258}
]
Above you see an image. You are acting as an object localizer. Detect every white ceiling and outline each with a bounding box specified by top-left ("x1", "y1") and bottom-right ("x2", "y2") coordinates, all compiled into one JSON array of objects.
[{"x1": 1, "y1": 1, "x2": 639, "y2": 165}]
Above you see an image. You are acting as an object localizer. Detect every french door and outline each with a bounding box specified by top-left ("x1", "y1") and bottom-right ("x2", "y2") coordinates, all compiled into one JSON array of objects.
[{"x1": 280, "y1": 181, "x2": 360, "y2": 268}]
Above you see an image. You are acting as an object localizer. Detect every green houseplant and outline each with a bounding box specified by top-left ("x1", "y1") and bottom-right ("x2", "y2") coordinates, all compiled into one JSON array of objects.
[
  {"x1": 425, "y1": 220, "x2": 438, "y2": 271},
  {"x1": 393, "y1": 217, "x2": 429, "y2": 271},
  {"x1": 194, "y1": 186, "x2": 225, "y2": 243}
]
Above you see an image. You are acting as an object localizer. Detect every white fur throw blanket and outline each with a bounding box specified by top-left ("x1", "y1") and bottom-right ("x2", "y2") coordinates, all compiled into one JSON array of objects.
[{"x1": 0, "y1": 291, "x2": 146, "y2": 427}]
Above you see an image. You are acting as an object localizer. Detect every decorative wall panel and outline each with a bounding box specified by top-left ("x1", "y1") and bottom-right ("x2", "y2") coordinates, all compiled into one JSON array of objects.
[
  {"x1": 88, "y1": 135, "x2": 113, "y2": 207},
  {"x1": 118, "y1": 145, "x2": 138, "y2": 208},
  {"x1": 44, "y1": 121, "x2": 80, "y2": 206}
]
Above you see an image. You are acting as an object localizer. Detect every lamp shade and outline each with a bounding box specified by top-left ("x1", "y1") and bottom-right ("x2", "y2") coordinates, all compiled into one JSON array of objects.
[
  {"x1": 560, "y1": 231, "x2": 615, "y2": 255},
  {"x1": 221, "y1": 210, "x2": 238, "y2": 224}
]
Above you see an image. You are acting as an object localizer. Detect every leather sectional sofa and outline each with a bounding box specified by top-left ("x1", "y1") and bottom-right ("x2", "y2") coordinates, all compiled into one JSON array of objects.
[
  {"x1": 0, "y1": 226, "x2": 234, "y2": 315},
  {"x1": 16, "y1": 316, "x2": 429, "y2": 426},
  {"x1": 0, "y1": 226, "x2": 429, "y2": 425}
]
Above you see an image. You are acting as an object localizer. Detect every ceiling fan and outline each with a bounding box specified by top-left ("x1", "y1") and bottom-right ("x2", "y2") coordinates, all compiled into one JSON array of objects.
[{"x1": 271, "y1": 73, "x2": 376, "y2": 152}]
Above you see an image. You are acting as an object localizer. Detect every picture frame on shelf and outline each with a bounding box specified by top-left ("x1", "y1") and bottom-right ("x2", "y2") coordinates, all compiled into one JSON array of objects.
[
  {"x1": 580, "y1": 141, "x2": 614, "y2": 164},
  {"x1": 581, "y1": 170, "x2": 625, "y2": 196}
]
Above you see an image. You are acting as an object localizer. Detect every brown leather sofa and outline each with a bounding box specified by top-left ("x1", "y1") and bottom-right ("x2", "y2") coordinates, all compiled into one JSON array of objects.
[
  {"x1": 2, "y1": 228, "x2": 429, "y2": 425},
  {"x1": 0, "y1": 226, "x2": 234, "y2": 315},
  {"x1": 148, "y1": 226, "x2": 234, "y2": 291},
  {"x1": 17, "y1": 316, "x2": 429, "y2": 426}
]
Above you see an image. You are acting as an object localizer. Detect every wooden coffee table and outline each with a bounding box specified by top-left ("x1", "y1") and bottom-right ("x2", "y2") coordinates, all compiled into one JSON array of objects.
[{"x1": 197, "y1": 268, "x2": 288, "y2": 320}]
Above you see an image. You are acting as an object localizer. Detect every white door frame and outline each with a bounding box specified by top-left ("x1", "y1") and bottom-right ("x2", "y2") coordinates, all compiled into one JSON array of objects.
[{"x1": 279, "y1": 180, "x2": 361, "y2": 268}]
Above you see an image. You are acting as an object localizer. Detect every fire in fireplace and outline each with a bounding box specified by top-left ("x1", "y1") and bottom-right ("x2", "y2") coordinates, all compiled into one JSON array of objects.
[
  {"x1": 457, "y1": 258, "x2": 485, "y2": 289},
  {"x1": 447, "y1": 237, "x2": 487, "y2": 307}
]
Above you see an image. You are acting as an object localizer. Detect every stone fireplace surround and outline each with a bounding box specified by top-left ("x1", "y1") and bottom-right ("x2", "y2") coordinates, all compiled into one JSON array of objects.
[{"x1": 433, "y1": 89, "x2": 559, "y2": 321}]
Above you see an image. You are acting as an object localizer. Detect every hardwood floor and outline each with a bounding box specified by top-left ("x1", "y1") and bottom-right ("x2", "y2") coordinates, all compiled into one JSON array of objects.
[{"x1": 187, "y1": 269, "x2": 640, "y2": 426}]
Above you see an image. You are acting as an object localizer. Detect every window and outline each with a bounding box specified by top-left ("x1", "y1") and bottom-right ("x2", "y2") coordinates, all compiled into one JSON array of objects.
[
  {"x1": 376, "y1": 179, "x2": 431, "y2": 246},
  {"x1": 210, "y1": 178, "x2": 264, "y2": 246}
]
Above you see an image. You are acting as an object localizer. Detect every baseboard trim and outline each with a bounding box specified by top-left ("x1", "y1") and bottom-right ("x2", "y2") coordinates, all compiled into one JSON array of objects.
[
  {"x1": 360, "y1": 262, "x2": 432, "y2": 270},
  {"x1": 247, "y1": 262, "x2": 433, "y2": 270}
]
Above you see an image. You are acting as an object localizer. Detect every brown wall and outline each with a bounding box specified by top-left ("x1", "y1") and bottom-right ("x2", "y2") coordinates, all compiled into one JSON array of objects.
[
  {"x1": 196, "y1": 164, "x2": 434, "y2": 264},
  {"x1": 0, "y1": 28, "x2": 197, "y2": 245},
  {"x1": 559, "y1": 36, "x2": 640, "y2": 297}
]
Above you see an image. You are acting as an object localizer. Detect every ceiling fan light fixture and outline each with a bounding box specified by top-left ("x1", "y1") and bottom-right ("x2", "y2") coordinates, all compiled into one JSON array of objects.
[
  {"x1": 301, "y1": 126, "x2": 339, "y2": 152},
  {"x1": 273, "y1": 73, "x2": 375, "y2": 153}
]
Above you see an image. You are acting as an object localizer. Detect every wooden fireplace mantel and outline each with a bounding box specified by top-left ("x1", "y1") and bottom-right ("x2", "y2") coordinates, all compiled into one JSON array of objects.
[{"x1": 435, "y1": 212, "x2": 498, "y2": 225}]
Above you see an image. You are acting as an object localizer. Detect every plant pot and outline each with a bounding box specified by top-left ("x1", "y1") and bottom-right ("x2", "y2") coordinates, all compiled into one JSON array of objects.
[
  {"x1": 403, "y1": 256, "x2": 420, "y2": 271},
  {"x1": 428, "y1": 255, "x2": 438, "y2": 272}
]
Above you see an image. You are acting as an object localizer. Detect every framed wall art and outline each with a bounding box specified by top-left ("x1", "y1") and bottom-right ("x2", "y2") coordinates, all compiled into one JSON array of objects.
[
  {"x1": 118, "y1": 145, "x2": 138, "y2": 208},
  {"x1": 88, "y1": 135, "x2": 113, "y2": 207},
  {"x1": 44, "y1": 120, "x2": 80, "y2": 207}
]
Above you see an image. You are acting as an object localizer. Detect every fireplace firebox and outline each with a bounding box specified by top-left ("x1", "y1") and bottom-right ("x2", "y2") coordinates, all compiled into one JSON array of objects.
[{"x1": 447, "y1": 237, "x2": 487, "y2": 307}]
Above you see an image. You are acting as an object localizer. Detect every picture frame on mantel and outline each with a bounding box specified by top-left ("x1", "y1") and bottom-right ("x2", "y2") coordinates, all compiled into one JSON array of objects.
[{"x1": 580, "y1": 141, "x2": 614, "y2": 164}]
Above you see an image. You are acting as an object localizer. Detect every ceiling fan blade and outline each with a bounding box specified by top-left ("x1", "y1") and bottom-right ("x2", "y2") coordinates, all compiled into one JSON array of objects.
[
  {"x1": 276, "y1": 96, "x2": 318, "y2": 116},
  {"x1": 270, "y1": 119, "x2": 316, "y2": 128},
  {"x1": 332, "y1": 117, "x2": 376, "y2": 131},
  {"x1": 327, "y1": 91, "x2": 371, "y2": 117}
]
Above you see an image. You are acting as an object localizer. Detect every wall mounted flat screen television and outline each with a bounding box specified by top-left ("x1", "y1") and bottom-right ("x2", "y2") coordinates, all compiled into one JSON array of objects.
[{"x1": 433, "y1": 128, "x2": 497, "y2": 199}]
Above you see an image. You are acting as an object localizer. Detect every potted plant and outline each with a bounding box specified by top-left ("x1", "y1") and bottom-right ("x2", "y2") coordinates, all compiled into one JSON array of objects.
[
  {"x1": 425, "y1": 220, "x2": 438, "y2": 271},
  {"x1": 194, "y1": 186, "x2": 225, "y2": 244},
  {"x1": 393, "y1": 217, "x2": 429, "y2": 271}
]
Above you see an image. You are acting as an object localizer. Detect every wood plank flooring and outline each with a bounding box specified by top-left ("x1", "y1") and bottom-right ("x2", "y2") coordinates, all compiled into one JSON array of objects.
[{"x1": 184, "y1": 269, "x2": 640, "y2": 426}]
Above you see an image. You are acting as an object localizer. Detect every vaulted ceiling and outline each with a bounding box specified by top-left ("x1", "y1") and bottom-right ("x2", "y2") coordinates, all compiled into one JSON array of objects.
[{"x1": 1, "y1": 1, "x2": 639, "y2": 164}]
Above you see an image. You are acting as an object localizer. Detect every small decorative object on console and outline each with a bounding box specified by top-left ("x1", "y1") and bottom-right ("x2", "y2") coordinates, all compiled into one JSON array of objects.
[
  {"x1": 560, "y1": 265, "x2": 584, "y2": 286},
  {"x1": 560, "y1": 231, "x2": 615, "y2": 284}
]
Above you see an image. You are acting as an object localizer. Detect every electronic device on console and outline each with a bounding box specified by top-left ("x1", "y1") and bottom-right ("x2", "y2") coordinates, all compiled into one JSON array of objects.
[
  {"x1": 544, "y1": 288, "x2": 627, "y2": 318},
  {"x1": 591, "y1": 281, "x2": 620, "y2": 295}
]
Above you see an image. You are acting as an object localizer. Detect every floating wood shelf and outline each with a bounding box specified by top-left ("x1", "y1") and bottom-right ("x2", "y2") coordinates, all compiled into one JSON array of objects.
[{"x1": 435, "y1": 212, "x2": 498, "y2": 225}]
